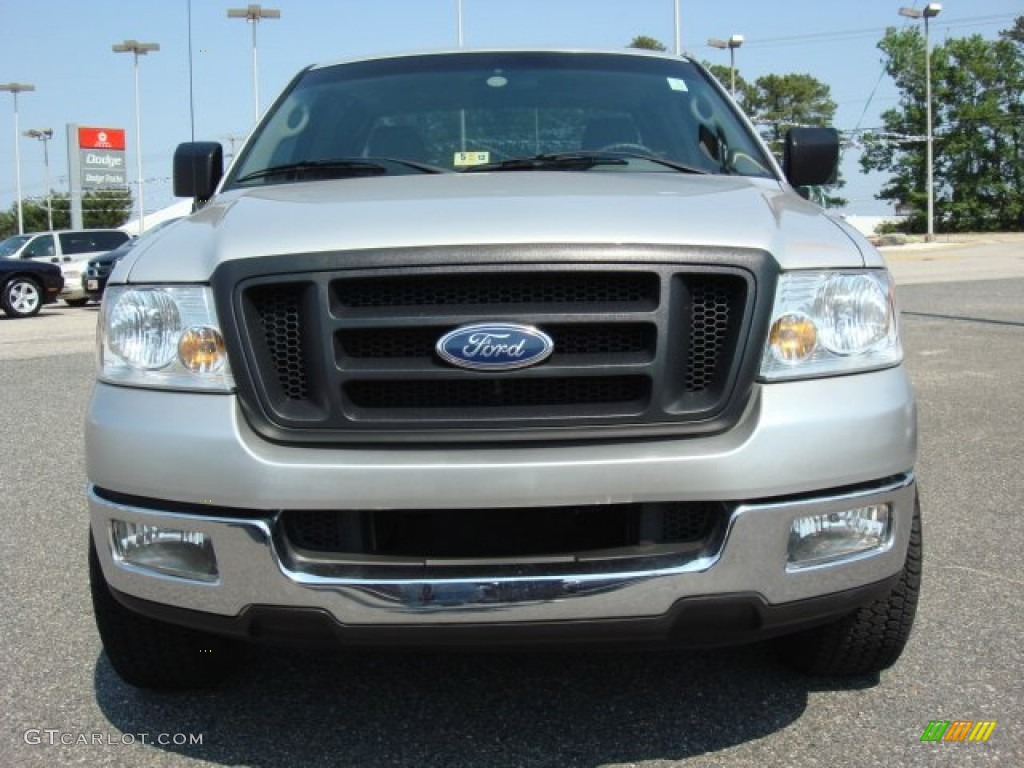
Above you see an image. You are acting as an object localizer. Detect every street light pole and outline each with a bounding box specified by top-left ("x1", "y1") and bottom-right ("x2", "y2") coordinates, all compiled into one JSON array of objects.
[
  {"x1": 24, "y1": 128, "x2": 53, "y2": 231},
  {"x1": 227, "y1": 5, "x2": 281, "y2": 125},
  {"x1": 899, "y1": 3, "x2": 942, "y2": 242},
  {"x1": 457, "y1": 0, "x2": 464, "y2": 48},
  {"x1": 1, "y1": 83, "x2": 36, "y2": 234},
  {"x1": 708, "y1": 35, "x2": 744, "y2": 96},
  {"x1": 673, "y1": 0, "x2": 681, "y2": 56},
  {"x1": 113, "y1": 40, "x2": 159, "y2": 235}
]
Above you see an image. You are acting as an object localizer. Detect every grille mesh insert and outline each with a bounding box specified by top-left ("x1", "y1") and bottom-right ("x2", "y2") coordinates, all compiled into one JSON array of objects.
[
  {"x1": 282, "y1": 501, "x2": 721, "y2": 558},
  {"x1": 345, "y1": 376, "x2": 649, "y2": 410},
  {"x1": 249, "y1": 284, "x2": 309, "y2": 401},
  {"x1": 684, "y1": 278, "x2": 737, "y2": 392},
  {"x1": 334, "y1": 272, "x2": 659, "y2": 309}
]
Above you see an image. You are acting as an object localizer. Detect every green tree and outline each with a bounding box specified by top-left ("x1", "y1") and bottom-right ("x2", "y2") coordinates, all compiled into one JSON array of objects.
[
  {"x1": 704, "y1": 63, "x2": 750, "y2": 109},
  {"x1": 0, "y1": 189, "x2": 133, "y2": 238},
  {"x1": 628, "y1": 35, "x2": 667, "y2": 52},
  {"x1": 80, "y1": 189, "x2": 134, "y2": 229},
  {"x1": 1003, "y1": 15, "x2": 1023, "y2": 45},
  {"x1": 861, "y1": 27, "x2": 1024, "y2": 232},
  {"x1": 0, "y1": 199, "x2": 62, "y2": 237},
  {"x1": 745, "y1": 73, "x2": 838, "y2": 152}
]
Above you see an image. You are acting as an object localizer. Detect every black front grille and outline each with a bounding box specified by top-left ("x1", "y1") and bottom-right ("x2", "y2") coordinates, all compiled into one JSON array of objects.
[
  {"x1": 229, "y1": 253, "x2": 762, "y2": 442},
  {"x1": 89, "y1": 263, "x2": 115, "y2": 279},
  {"x1": 282, "y1": 501, "x2": 723, "y2": 560}
]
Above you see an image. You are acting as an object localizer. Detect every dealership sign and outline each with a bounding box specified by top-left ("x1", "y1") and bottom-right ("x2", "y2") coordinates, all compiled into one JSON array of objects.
[{"x1": 77, "y1": 127, "x2": 127, "y2": 189}]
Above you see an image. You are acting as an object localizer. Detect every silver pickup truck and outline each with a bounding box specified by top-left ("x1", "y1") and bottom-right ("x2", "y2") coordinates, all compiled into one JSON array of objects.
[{"x1": 86, "y1": 48, "x2": 921, "y2": 689}]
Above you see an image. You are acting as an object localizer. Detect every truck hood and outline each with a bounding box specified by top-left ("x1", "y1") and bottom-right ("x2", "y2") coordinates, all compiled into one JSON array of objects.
[{"x1": 127, "y1": 173, "x2": 872, "y2": 283}]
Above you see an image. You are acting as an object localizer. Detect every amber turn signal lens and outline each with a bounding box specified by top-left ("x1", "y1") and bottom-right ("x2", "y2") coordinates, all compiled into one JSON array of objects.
[
  {"x1": 178, "y1": 326, "x2": 227, "y2": 373},
  {"x1": 769, "y1": 313, "x2": 817, "y2": 363}
]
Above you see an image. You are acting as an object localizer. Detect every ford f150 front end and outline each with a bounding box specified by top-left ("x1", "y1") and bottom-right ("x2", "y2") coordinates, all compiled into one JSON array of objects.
[{"x1": 86, "y1": 49, "x2": 920, "y2": 689}]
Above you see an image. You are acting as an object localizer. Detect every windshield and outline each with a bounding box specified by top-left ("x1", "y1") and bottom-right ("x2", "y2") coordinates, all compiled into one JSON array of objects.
[
  {"x1": 227, "y1": 51, "x2": 774, "y2": 188},
  {"x1": 0, "y1": 235, "x2": 31, "y2": 258}
]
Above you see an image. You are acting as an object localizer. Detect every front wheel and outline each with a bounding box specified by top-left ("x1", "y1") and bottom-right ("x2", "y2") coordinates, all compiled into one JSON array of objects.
[
  {"x1": 64, "y1": 297, "x2": 89, "y2": 308},
  {"x1": 89, "y1": 533, "x2": 241, "y2": 689},
  {"x1": 776, "y1": 493, "x2": 922, "y2": 676},
  {"x1": 1, "y1": 276, "x2": 43, "y2": 317}
]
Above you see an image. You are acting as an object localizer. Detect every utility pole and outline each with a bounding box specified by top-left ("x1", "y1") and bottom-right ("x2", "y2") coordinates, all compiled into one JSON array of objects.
[
  {"x1": 708, "y1": 35, "x2": 744, "y2": 96},
  {"x1": 24, "y1": 128, "x2": 53, "y2": 230},
  {"x1": 899, "y1": 3, "x2": 942, "y2": 241},
  {"x1": 112, "y1": 40, "x2": 160, "y2": 234},
  {"x1": 0, "y1": 83, "x2": 36, "y2": 234},
  {"x1": 227, "y1": 4, "x2": 281, "y2": 124}
]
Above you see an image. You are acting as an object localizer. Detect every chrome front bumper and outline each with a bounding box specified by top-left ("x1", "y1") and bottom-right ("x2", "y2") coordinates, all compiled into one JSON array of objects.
[{"x1": 90, "y1": 475, "x2": 916, "y2": 628}]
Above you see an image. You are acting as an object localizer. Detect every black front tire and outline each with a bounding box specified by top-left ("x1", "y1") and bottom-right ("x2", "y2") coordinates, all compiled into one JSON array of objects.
[
  {"x1": 1, "y1": 276, "x2": 43, "y2": 317},
  {"x1": 89, "y1": 533, "x2": 241, "y2": 689},
  {"x1": 64, "y1": 297, "x2": 89, "y2": 307},
  {"x1": 776, "y1": 493, "x2": 923, "y2": 676}
]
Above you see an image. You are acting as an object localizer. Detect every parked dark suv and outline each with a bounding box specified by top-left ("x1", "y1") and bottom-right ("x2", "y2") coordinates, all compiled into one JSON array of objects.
[{"x1": 83, "y1": 218, "x2": 183, "y2": 302}]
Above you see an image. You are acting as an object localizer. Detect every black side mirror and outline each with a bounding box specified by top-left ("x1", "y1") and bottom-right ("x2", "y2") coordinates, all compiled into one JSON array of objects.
[
  {"x1": 173, "y1": 142, "x2": 224, "y2": 203},
  {"x1": 783, "y1": 127, "x2": 839, "y2": 188}
]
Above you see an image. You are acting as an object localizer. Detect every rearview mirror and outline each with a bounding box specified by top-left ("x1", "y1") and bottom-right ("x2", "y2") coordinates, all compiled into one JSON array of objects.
[
  {"x1": 173, "y1": 142, "x2": 224, "y2": 204},
  {"x1": 783, "y1": 128, "x2": 839, "y2": 188}
]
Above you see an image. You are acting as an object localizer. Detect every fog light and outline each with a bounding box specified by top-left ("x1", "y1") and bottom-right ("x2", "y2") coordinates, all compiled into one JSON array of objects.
[
  {"x1": 111, "y1": 520, "x2": 218, "y2": 581},
  {"x1": 787, "y1": 504, "x2": 891, "y2": 568}
]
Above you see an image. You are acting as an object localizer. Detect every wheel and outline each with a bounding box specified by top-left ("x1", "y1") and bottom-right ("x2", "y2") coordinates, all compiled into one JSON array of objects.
[
  {"x1": 89, "y1": 532, "x2": 241, "y2": 689},
  {"x1": 1, "y1": 276, "x2": 43, "y2": 318},
  {"x1": 776, "y1": 493, "x2": 922, "y2": 676},
  {"x1": 64, "y1": 297, "x2": 89, "y2": 308},
  {"x1": 598, "y1": 142, "x2": 657, "y2": 157}
]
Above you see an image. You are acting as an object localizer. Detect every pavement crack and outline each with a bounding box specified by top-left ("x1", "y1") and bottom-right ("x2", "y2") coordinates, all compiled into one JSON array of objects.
[
  {"x1": 937, "y1": 564, "x2": 1024, "y2": 587},
  {"x1": 901, "y1": 311, "x2": 1024, "y2": 328}
]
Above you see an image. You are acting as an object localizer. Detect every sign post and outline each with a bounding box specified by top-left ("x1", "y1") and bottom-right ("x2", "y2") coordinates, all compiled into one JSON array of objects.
[{"x1": 66, "y1": 124, "x2": 127, "y2": 228}]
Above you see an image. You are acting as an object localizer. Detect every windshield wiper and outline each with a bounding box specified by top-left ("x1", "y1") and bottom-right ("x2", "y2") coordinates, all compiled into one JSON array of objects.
[
  {"x1": 462, "y1": 152, "x2": 629, "y2": 173},
  {"x1": 364, "y1": 156, "x2": 447, "y2": 174},
  {"x1": 462, "y1": 151, "x2": 710, "y2": 175},
  {"x1": 234, "y1": 159, "x2": 389, "y2": 184},
  {"x1": 598, "y1": 152, "x2": 711, "y2": 175}
]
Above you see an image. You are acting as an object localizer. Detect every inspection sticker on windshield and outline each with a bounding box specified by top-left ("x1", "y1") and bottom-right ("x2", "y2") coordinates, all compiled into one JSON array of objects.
[
  {"x1": 454, "y1": 151, "x2": 490, "y2": 167},
  {"x1": 667, "y1": 77, "x2": 688, "y2": 92}
]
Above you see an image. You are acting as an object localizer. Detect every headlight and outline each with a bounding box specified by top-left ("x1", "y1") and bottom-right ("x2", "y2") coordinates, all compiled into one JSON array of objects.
[
  {"x1": 98, "y1": 285, "x2": 234, "y2": 391},
  {"x1": 760, "y1": 270, "x2": 901, "y2": 380}
]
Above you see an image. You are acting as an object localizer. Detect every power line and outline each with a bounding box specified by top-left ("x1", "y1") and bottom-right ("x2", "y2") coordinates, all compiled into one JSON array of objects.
[{"x1": 699, "y1": 14, "x2": 1019, "y2": 51}]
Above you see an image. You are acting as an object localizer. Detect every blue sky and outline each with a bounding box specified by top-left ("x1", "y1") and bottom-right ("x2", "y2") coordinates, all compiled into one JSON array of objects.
[{"x1": 0, "y1": 0, "x2": 1019, "y2": 218}]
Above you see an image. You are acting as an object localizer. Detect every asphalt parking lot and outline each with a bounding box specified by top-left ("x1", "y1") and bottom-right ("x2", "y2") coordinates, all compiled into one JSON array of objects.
[{"x1": 1, "y1": 239, "x2": 1021, "y2": 767}]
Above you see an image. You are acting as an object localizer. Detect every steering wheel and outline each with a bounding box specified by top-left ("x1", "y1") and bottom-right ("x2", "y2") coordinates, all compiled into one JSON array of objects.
[{"x1": 598, "y1": 143, "x2": 656, "y2": 157}]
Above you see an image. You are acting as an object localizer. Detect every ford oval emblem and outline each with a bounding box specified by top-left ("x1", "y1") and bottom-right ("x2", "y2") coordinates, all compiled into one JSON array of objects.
[{"x1": 436, "y1": 323, "x2": 554, "y2": 371}]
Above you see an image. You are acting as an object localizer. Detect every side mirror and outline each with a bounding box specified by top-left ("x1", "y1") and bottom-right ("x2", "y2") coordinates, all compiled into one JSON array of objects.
[
  {"x1": 173, "y1": 142, "x2": 224, "y2": 203},
  {"x1": 783, "y1": 127, "x2": 839, "y2": 188}
]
